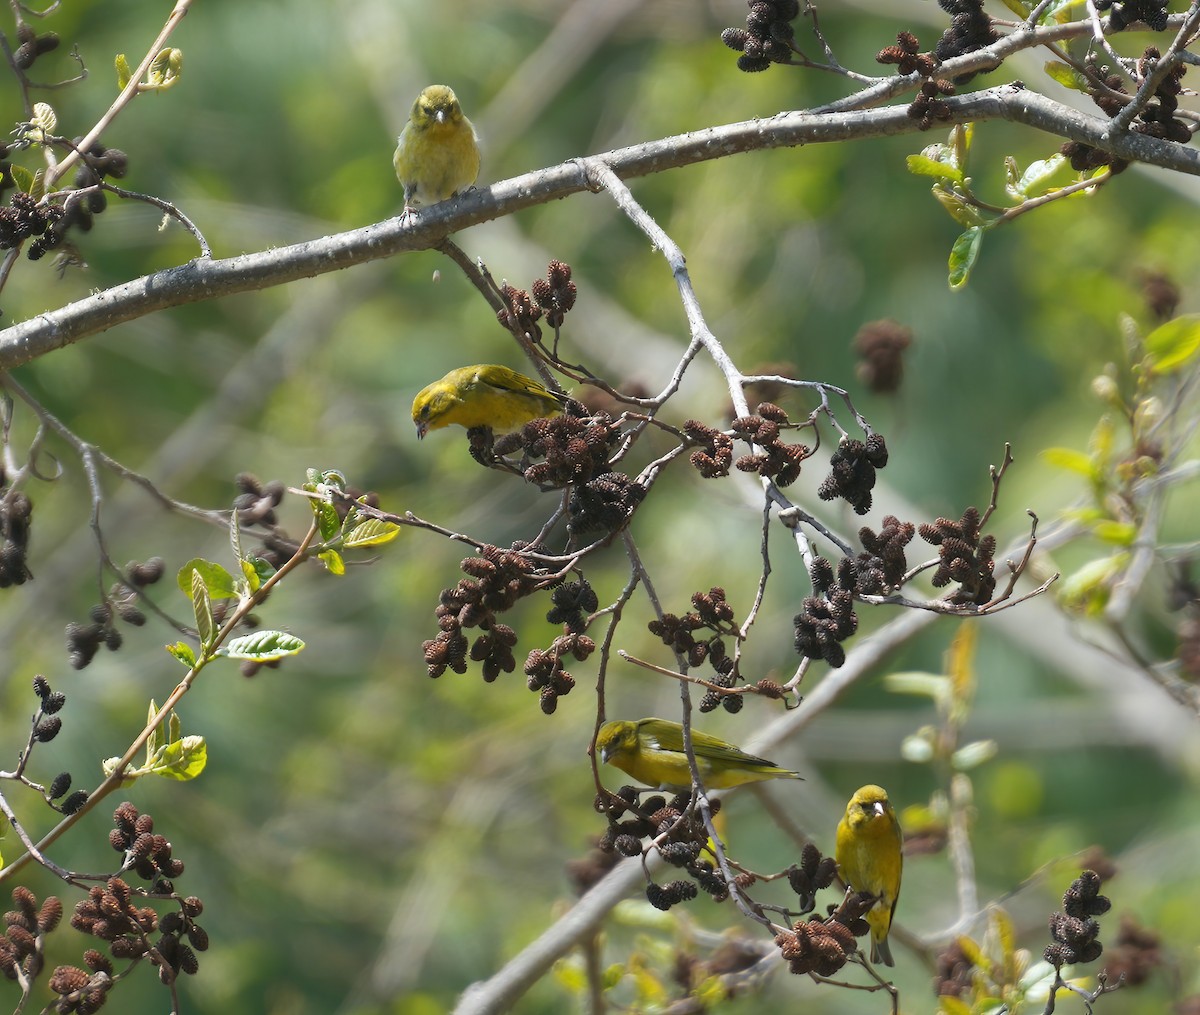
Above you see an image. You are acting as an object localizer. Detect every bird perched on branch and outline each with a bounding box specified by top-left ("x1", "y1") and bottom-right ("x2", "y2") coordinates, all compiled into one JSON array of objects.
[
  {"x1": 835, "y1": 784, "x2": 903, "y2": 967},
  {"x1": 595, "y1": 717, "x2": 803, "y2": 790},
  {"x1": 411, "y1": 364, "x2": 566, "y2": 439},
  {"x1": 393, "y1": 84, "x2": 481, "y2": 213}
]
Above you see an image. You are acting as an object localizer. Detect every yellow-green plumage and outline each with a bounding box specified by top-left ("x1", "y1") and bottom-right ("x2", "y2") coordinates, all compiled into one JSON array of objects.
[
  {"x1": 393, "y1": 84, "x2": 481, "y2": 210},
  {"x1": 835, "y1": 784, "x2": 903, "y2": 967},
  {"x1": 411, "y1": 364, "x2": 566, "y2": 439},
  {"x1": 595, "y1": 718, "x2": 802, "y2": 790}
]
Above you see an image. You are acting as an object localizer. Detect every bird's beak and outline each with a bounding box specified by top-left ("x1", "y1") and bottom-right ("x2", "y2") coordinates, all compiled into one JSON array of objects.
[
  {"x1": 435, "y1": 109, "x2": 447, "y2": 125},
  {"x1": 870, "y1": 802, "x2": 886, "y2": 817},
  {"x1": 415, "y1": 421, "x2": 428, "y2": 439},
  {"x1": 599, "y1": 744, "x2": 611, "y2": 763}
]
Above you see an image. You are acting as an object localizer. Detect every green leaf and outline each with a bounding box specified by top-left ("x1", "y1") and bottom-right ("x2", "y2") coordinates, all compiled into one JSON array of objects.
[
  {"x1": 937, "y1": 997, "x2": 972, "y2": 1015},
  {"x1": 1043, "y1": 60, "x2": 1089, "y2": 92},
  {"x1": 906, "y1": 154, "x2": 964, "y2": 185},
  {"x1": 166, "y1": 641, "x2": 197, "y2": 668},
  {"x1": 8, "y1": 164, "x2": 36, "y2": 195},
  {"x1": 177, "y1": 558, "x2": 237, "y2": 599},
  {"x1": 951, "y1": 123, "x2": 974, "y2": 168},
  {"x1": 313, "y1": 500, "x2": 340, "y2": 543},
  {"x1": 190, "y1": 568, "x2": 215, "y2": 650},
  {"x1": 1091, "y1": 520, "x2": 1137, "y2": 546},
  {"x1": 342, "y1": 517, "x2": 401, "y2": 549},
  {"x1": 933, "y1": 186, "x2": 985, "y2": 228},
  {"x1": 1144, "y1": 314, "x2": 1200, "y2": 375},
  {"x1": 948, "y1": 226, "x2": 984, "y2": 291},
  {"x1": 146, "y1": 700, "x2": 162, "y2": 759},
  {"x1": 240, "y1": 556, "x2": 262, "y2": 593},
  {"x1": 219, "y1": 630, "x2": 305, "y2": 662},
  {"x1": 952, "y1": 739, "x2": 998, "y2": 770},
  {"x1": 146, "y1": 47, "x2": 184, "y2": 90},
  {"x1": 1040, "y1": 446, "x2": 1097, "y2": 478},
  {"x1": 245, "y1": 556, "x2": 276, "y2": 585},
  {"x1": 1058, "y1": 553, "x2": 1128, "y2": 615},
  {"x1": 31, "y1": 101, "x2": 57, "y2": 135},
  {"x1": 319, "y1": 548, "x2": 345, "y2": 575},
  {"x1": 115, "y1": 53, "x2": 132, "y2": 90},
  {"x1": 147, "y1": 735, "x2": 207, "y2": 781},
  {"x1": 884, "y1": 671, "x2": 950, "y2": 702},
  {"x1": 1009, "y1": 154, "x2": 1068, "y2": 199}
]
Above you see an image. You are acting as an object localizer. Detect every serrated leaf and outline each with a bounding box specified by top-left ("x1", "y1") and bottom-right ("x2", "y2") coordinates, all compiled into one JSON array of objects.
[
  {"x1": 312, "y1": 500, "x2": 340, "y2": 542},
  {"x1": 319, "y1": 548, "x2": 345, "y2": 575},
  {"x1": 907, "y1": 154, "x2": 964, "y2": 185},
  {"x1": 245, "y1": 556, "x2": 276, "y2": 584},
  {"x1": 31, "y1": 102, "x2": 57, "y2": 134},
  {"x1": 1010, "y1": 154, "x2": 1068, "y2": 199},
  {"x1": 1040, "y1": 447, "x2": 1097, "y2": 478},
  {"x1": 240, "y1": 557, "x2": 262, "y2": 593},
  {"x1": 191, "y1": 568, "x2": 214, "y2": 649},
  {"x1": 948, "y1": 226, "x2": 984, "y2": 291},
  {"x1": 1144, "y1": 314, "x2": 1200, "y2": 375},
  {"x1": 219, "y1": 630, "x2": 305, "y2": 662},
  {"x1": 933, "y1": 187, "x2": 985, "y2": 228},
  {"x1": 115, "y1": 53, "x2": 132, "y2": 91},
  {"x1": 166, "y1": 641, "x2": 197, "y2": 668},
  {"x1": 1044, "y1": 60, "x2": 1089, "y2": 92},
  {"x1": 8, "y1": 164, "x2": 36, "y2": 194},
  {"x1": 342, "y1": 517, "x2": 401, "y2": 548},
  {"x1": 148, "y1": 735, "x2": 207, "y2": 781},
  {"x1": 146, "y1": 47, "x2": 183, "y2": 90},
  {"x1": 177, "y1": 558, "x2": 237, "y2": 599}
]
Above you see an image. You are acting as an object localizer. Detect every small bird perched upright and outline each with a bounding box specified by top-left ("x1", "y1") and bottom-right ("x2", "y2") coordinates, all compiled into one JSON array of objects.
[
  {"x1": 596, "y1": 718, "x2": 803, "y2": 790},
  {"x1": 835, "y1": 784, "x2": 903, "y2": 967},
  {"x1": 393, "y1": 84, "x2": 481, "y2": 213},
  {"x1": 411, "y1": 364, "x2": 566, "y2": 439}
]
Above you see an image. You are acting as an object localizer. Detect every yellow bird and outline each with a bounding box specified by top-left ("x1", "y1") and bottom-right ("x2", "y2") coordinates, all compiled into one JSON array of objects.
[
  {"x1": 595, "y1": 718, "x2": 803, "y2": 790},
  {"x1": 393, "y1": 84, "x2": 481, "y2": 212},
  {"x1": 835, "y1": 784, "x2": 903, "y2": 967},
  {"x1": 411, "y1": 364, "x2": 566, "y2": 439}
]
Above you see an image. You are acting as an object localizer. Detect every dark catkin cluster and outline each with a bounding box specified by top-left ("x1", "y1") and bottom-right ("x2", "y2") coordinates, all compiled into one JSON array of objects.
[
  {"x1": 817, "y1": 434, "x2": 889, "y2": 515},
  {"x1": 933, "y1": 0, "x2": 998, "y2": 78},
  {"x1": 793, "y1": 557, "x2": 858, "y2": 668},
  {"x1": 0, "y1": 479, "x2": 34, "y2": 587},
  {"x1": 855, "y1": 515, "x2": 916, "y2": 595},
  {"x1": 646, "y1": 879, "x2": 700, "y2": 911},
  {"x1": 1045, "y1": 869, "x2": 1111, "y2": 968},
  {"x1": 787, "y1": 842, "x2": 839, "y2": 914},
  {"x1": 530, "y1": 260, "x2": 577, "y2": 329},
  {"x1": 684, "y1": 420, "x2": 734, "y2": 479},
  {"x1": 424, "y1": 544, "x2": 543, "y2": 680},
  {"x1": 234, "y1": 472, "x2": 285, "y2": 526},
  {"x1": 720, "y1": 0, "x2": 800, "y2": 73},
  {"x1": 0, "y1": 191, "x2": 63, "y2": 251},
  {"x1": 49, "y1": 958, "x2": 113, "y2": 1014},
  {"x1": 567, "y1": 471, "x2": 646, "y2": 538},
  {"x1": 12, "y1": 22, "x2": 60, "y2": 69},
  {"x1": 775, "y1": 891, "x2": 872, "y2": 976},
  {"x1": 71, "y1": 876, "x2": 157, "y2": 961},
  {"x1": 877, "y1": 32, "x2": 936, "y2": 76},
  {"x1": 648, "y1": 588, "x2": 743, "y2": 714},
  {"x1": 933, "y1": 939, "x2": 976, "y2": 998},
  {"x1": 1130, "y1": 47, "x2": 1190, "y2": 143},
  {"x1": 1100, "y1": 915, "x2": 1162, "y2": 987},
  {"x1": 496, "y1": 283, "x2": 543, "y2": 343},
  {"x1": 908, "y1": 78, "x2": 957, "y2": 129},
  {"x1": 0, "y1": 886, "x2": 63, "y2": 982},
  {"x1": 918, "y1": 507, "x2": 997, "y2": 606},
  {"x1": 1140, "y1": 270, "x2": 1179, "y2": 323},
  {"x1": 545, "y1": 579, "x2": 598, "y2": 633},
  {"x1": 732, "y1": 404, "x2": 810, "y2": 488},
  {"x1": 1094, "y1": 0, "x2": 1169, "y2": 31},
  {"x1": 854, "y1": 320, "x2": 913, "y2": 394},
  {"x1": 109, "y1": 801, "x2": 186, "y2": 889},
  {"x1": 66, "y1": 557, "x2": 165, "y2": 669},
  {"x1": 524, "y1": 630, "x2": 594, "y2": 714},
  {"x1": 493, "y1": 407, "x2": 620, "y2": 488},
  {"x1": 27, "y1": 142, "x2": 129, "y2": 262}
]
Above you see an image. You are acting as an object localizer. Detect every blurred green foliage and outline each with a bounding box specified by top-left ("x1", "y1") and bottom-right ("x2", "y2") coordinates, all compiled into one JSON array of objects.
[{"x1": 2, "y1": 1, "x2": 1198, "y2": 1013}]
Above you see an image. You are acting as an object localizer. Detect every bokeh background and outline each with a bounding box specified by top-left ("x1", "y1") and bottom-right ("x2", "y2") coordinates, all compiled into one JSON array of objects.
[{"x1": 2, "y1": 1, "x2": 1198, "y2": 1012}]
